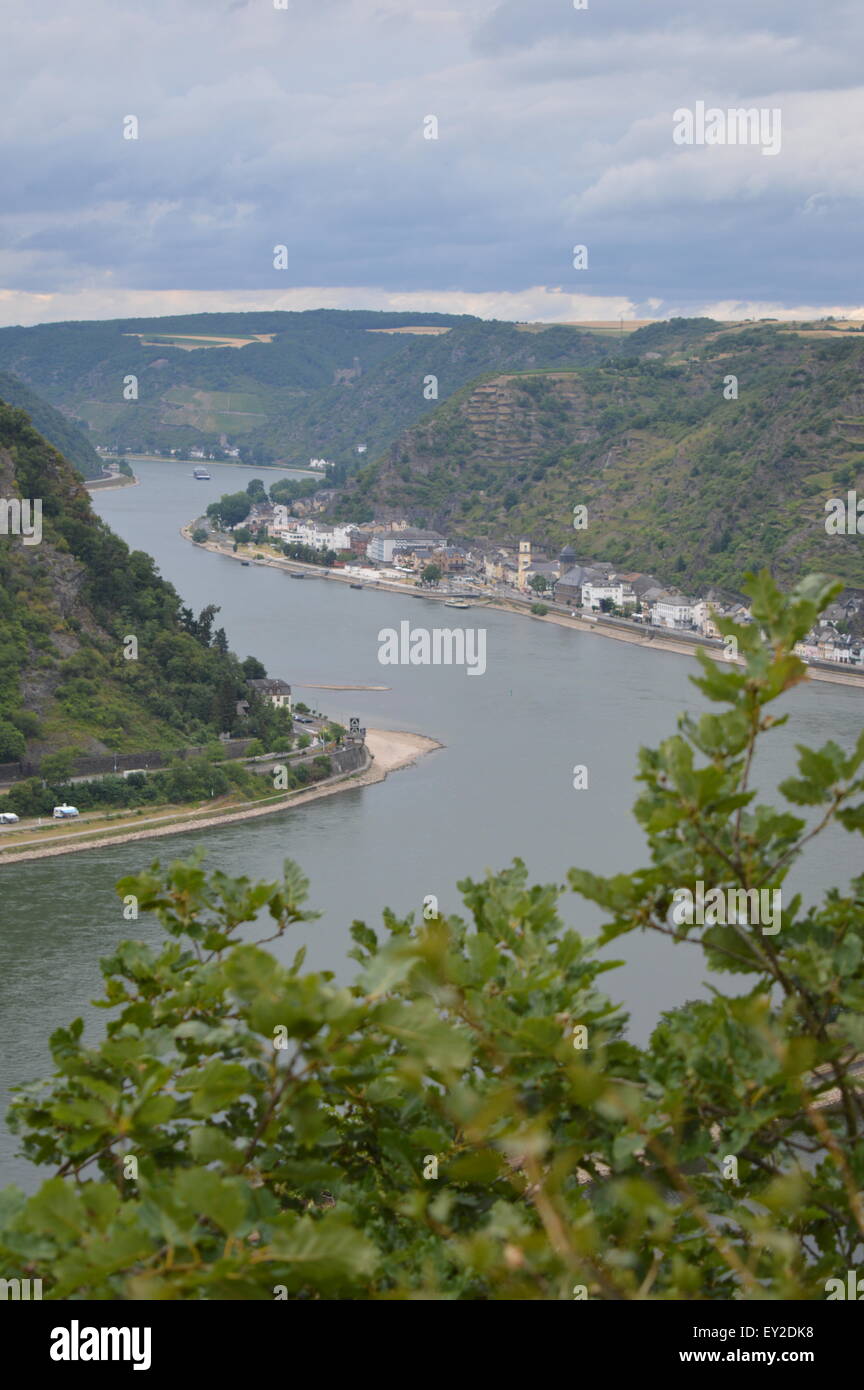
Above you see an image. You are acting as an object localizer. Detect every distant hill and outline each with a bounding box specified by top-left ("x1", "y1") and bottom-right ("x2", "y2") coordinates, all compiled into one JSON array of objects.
[
  {"x1": 334, "y1": 320, "x2": 864, "y2": 591},
  {"x1": 0, "y1": 399, "x2": 273, "y2": 761},
  {"x1": 0, "y1": 310, "x2": 613, "y2": 474},
  {"x1": 0, "y1": 370, "x2": 103, "y2": 479}
]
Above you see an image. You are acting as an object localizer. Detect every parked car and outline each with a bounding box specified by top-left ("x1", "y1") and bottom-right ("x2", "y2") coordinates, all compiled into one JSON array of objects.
[
  {"x1": 0, "y1": 812, "x2": 19, "y2": 824},
  {"x1": 52, "y1": 804, "x2": 80, "y2": 819}
]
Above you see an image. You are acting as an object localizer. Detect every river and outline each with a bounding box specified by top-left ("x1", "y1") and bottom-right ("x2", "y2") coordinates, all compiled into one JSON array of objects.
[{"x1": 1, "y1": 458, "x2": 862, "y2": 1189}]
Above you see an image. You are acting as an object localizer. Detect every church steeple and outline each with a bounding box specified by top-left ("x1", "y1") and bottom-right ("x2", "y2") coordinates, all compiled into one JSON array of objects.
[{"x1": 517, "y1": 539, "x2": 531, "y2": 589}]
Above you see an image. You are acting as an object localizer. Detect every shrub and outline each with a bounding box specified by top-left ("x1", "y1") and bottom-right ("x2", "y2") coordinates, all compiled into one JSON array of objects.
[
  {"x1": 2, "y1": 573, "x2": 864, "y2": 1300},
  {"x1": 0, "y1": 719, "x2": 25, "y2": 762}
]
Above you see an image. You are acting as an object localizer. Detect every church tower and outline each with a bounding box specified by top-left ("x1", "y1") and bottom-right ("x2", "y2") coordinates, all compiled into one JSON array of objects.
[{"x1": 517, "y1": 539, "x2": 531, "y2": 590}]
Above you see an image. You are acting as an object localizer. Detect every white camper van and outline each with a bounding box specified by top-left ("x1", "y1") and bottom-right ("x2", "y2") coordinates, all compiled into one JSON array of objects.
[{"x1": 52, "y1": 804, "x2": 80, "y2": 819}]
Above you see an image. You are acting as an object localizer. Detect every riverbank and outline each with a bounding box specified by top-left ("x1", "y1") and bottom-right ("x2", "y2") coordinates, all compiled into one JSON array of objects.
[
  {"x1": 0, "y1": 730, "x2": 441, "y2": 865},
  {"x1": 183, "y1": 526, "x2": 864, "y2": 692},
  {"x1": 84, "y1": 471, "x2": 140, "y2": 491},
  {"x1": 121, "y1": 454, "x2": 318, "y2": 475}
]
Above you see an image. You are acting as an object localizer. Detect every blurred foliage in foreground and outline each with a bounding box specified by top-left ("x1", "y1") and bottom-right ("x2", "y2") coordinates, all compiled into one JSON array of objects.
[{"x1": 2, "y1": 572, "x2": 864, "y2": 1300}]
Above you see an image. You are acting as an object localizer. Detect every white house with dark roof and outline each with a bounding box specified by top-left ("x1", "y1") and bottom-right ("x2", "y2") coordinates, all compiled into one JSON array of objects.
[{"x1": 247, "y1": 678, "x2": 292, "y2": 711}]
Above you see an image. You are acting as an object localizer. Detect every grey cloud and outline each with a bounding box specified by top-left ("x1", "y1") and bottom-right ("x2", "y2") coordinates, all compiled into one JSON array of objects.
[{"x1": 0, "y1": 0, "x2": 861, "y2": 312}]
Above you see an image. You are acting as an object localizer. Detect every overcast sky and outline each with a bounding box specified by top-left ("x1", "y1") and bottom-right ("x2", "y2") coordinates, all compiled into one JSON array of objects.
[{"x1": 2, "y1": 0, "x2": 862, "y2": 326}]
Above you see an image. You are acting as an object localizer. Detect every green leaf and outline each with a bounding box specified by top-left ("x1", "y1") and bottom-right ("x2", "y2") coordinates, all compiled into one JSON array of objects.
[{"x1": 177, "y1": 1060, "x2": 251, "y2": 1117}]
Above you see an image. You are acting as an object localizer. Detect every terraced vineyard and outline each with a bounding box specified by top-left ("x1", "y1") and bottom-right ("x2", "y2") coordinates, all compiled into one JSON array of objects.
[{"x1": 337, "y1": 320, "x2": 864, "y2": 591}]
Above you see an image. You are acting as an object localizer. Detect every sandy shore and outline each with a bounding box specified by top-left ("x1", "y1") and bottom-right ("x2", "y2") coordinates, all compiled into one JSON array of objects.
[
  {"x1": 84, "y1": 472, "x2": 140, "y2": 491},
  {"x1": 127, "y1": 455, "x2": 317, "y2": 475},
  {"x1": 0, "y1": 730, "x2": 441, "y2": 866}
]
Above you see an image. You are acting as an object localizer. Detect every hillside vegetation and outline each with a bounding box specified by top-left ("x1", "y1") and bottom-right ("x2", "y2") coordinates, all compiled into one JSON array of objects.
[
  {"x1": 0, "y1": 371, "x2": 103, "y2": 479},
  {"x1": 0, "y1": 400, "x2": 283, "y2": 763},
  {"x1": 338, "y1": 321, "x2": 864, "y2": 590},
  {"x1": 0, "y1": 310, "x2": 611, "y2": 472}
]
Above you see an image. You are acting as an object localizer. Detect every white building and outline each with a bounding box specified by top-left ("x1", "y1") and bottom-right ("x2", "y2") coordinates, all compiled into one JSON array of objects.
[
  {"x1": 268, "y1": 511, "x2": 355, "y2": 552},
  {"x1": 367, "y1": 534, "x2": 400, "y2": 564},
  {"x1": 367, "y1": 528, "x2": 446, "y2": 564},
  {"x1": 247, "y1": 678, "x2": 293, "y2": 711},
  {"x1": 581, "y1": 581, "x2": 637, "y2": 611},
  {"x1": 692, "y1": 600, "x2": 721, "y2": 637},
  {"x1": 269, "y1": 505, "x2": 301, "y2": 542},
  {"x1": 650, "y1": 597, "x2": 697, "y2": 629}
]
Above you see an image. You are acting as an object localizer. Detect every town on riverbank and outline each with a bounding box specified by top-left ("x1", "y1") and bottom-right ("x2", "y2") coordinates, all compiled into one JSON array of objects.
[{"x1": 182, "y1": 476, "x2": 864, "y2": 689}]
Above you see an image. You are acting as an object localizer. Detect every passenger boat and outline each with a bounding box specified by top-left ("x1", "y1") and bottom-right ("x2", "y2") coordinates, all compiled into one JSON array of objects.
[
  {"x1": 444, "y1": 598, "x2": 471, "y2": 609},
  {"x1": 192, "y1": 466, "x2": 211, "y2": 480}
]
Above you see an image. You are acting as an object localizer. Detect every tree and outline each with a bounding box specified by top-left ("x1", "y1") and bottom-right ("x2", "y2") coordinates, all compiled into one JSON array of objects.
[
  {"x1": 836, "y1": 464, "x2": 856, "y2": 489},
  {"x1": 241, "y1": 656, "x2": 267, "y2": 680},
  {"x1": 4, "y1": 573, "x2": 864, "y2": 1300},
  {"x1": 3, "y1": 777, "x2": 52, "y2": 818},
  {"x1": 246, "y1": 479, "x2": 267, "y2": 501},
  {"x1": 211, "y1": 677, "x2": 239, "y2": 732},
  {"x1": 0, "y1": 719, "x2": 25, "y2": 762},
  {"x1": 422, "y1": 563, "x2": 442, "y2": 586},
  {"x1": 206, "y1": 492, "x2": 252, "y2": 529},
  {"x1": 233, "y1": 527, "x2": 253, "y2": 546},
  {"x1": 180, "y1": 604, "x2": 220, "y2": 647},
  {"x1": 38, "y1": 748, "x2": 77, "y2": 783},
  {"x1": 529, "y1": 574, "x2": 548, "y2": 593},
  {"x1": 191, "y1": 528, "x2": 208, "y2": 544}
]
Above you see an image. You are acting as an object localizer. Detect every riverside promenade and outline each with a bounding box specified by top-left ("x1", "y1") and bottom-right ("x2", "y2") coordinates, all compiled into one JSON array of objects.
[{"x1": 0, "y1": 730, "x2": 441, "y2": 865}]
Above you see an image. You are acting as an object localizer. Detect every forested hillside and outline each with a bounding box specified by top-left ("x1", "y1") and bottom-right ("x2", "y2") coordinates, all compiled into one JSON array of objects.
[
  {"x1": 0, "y1": 400, "x2": 279, "y2": 762},
  {"x1": 0, "y1": 371, "x2": 103, "y2": 479},
  {"x1": 0, "y1": 310, "x2": 611, "y2": 471},
  {"x1": 337, "y1": 321, "x2": 864, "y2": 590}
]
